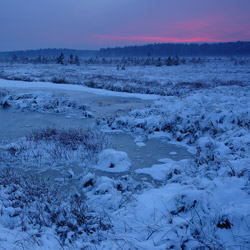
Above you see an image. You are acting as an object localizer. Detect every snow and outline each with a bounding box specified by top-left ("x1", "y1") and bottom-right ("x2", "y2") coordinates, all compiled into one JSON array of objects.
[
  {"x1": 134, "y1": 135, "x2": 146, "y2": 147},
  {"x1": 1, "y1": 57, "x2": 250, "y2": 91},
  {"x1": 0, "y1": 58, "x2": 250, "y2": 249},
  {"x1": 0, "y1": 78, "x2": 159, "y2": 100},
  {"x1": 0, "y1": 89, "x2": 91, "y2": 116},
  {"x1": 135, "y1": 141, "x2": 146, "y2": 147},
  {"x1": 107, "y1": 177, "x2": 250, "y2": 249},
  {"x1": 136, "y1": 158, "x2": 187, "y2": 181},
  {"x1": 169, "y1": 151, "x2": 177, "y2": 155},
  {"x1": 94, "y1": 149, "x2": 131, "y2": 172}
]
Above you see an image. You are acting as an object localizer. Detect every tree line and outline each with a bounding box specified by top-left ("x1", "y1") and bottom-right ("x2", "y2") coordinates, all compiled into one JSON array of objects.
[
  {"x1": 1, "y1": 42, "x2": 250, "y2": 62},
  {"x1": 98, "y1": 41, "x2": 250, "y2": 57},
  {"x1": 6, "y1": 53, "x2": 81, "y2": 65}
]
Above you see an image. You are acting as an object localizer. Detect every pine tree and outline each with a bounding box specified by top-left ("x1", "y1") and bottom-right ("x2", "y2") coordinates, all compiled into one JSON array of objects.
[
  {"x1": 69, "y1": 54, "x2": 74, "y2": 64},
  {"x1": 166, "y1": 57, "x2": 172, "y2": 66},
  {"x1": 12, "y1": 54, "x2": 18, "y2": 62},
  {"x1": 156, "y1": 57, "x2": 162, "y2": 67},
  {"x1": 174, "y1": 56, "x2": 179, "y2": 65},
  {"x1": 56, "y1": 53, "x2": 65, "y2": 65},
  {"x1": 36, "y1": 55, "x2": 42, "y2": 63},
  {"x1": 74, "y1": 55, "x2": 80, "y2": 66}
]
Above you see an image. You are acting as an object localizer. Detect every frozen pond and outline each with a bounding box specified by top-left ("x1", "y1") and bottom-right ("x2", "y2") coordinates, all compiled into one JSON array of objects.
[
  {"x1": 0, "y1": 108, "x2": 192, "y2": 180},
  {"x1": 0, "y1": 108, "x2": 94, "y2": 141},
  {"x1": 100, "y1": 133, "x2": 192, "y2": 179},
  {"x1": 0, "y1": 81, "x2": 192, "y2": 182}
]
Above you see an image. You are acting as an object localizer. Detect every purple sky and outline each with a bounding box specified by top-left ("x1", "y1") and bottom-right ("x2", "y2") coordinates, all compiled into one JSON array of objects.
[{"x1": 1, "y1": 0, "x2": 250, "y2": 51}]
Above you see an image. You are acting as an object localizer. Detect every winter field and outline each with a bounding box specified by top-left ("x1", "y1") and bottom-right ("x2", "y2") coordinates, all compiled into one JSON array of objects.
[{"x1": 0, "y1": 57, "x2": 250, "y2": 249}]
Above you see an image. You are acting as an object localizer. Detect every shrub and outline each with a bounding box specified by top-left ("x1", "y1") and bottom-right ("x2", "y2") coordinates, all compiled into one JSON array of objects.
[
  {"x1": 0, "y1": 167, "x2": 112, "y2": 245},
  {"x1": 4, "y1": 127, "x2": 108, "y2": 167},
  {"x1": 27, "y1": 127, "x2": 107, "y2": 153}
]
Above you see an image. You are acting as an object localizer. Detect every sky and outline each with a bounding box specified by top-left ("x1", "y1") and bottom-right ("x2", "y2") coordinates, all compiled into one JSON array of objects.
[{"x1": 0, "y1": 0, "x2": 250, "y2": 51}]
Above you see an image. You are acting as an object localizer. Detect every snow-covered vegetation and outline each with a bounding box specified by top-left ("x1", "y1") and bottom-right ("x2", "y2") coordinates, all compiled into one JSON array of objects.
[
  {"x1": 0, "y1": 57, "x2": 250, "y2": 95},
  {"x1": 0, "y1": 89, "x2": 92, "y2": 117},
  {"x1": 0, "y1": 167, "x2": 113, "y2": 249},
  {"x1": 0, "y1": 58, "x2": 250, "y2": 249},
  {"x1": 97, "y1": 84, "x2": 250, "y2": 249},
  {"x1": 0, "y1": 128, "x2": 107, "y2": 173}
]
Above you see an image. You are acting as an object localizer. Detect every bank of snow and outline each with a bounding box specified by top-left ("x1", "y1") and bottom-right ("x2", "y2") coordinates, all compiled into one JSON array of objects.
[
  {"x1": 94, "y1": 149, "x2": 131, "y2": 172},
  {"x1": 0, "y1": 78, "x2": 159, "y2": 100}
]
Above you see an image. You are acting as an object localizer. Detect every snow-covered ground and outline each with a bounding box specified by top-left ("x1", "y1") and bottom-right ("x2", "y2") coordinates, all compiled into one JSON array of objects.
[
  {"x1": 0, "y1": 57, "x2": 250, "y2": 95},
  {"x1": 0, "y1": 59, "x2": 250, "y2": 249}
]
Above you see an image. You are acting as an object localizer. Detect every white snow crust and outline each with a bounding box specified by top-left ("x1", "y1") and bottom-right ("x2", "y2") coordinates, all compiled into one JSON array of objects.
[{"x1": 95, "y1": 149, "x2": 131, "y2": 172}]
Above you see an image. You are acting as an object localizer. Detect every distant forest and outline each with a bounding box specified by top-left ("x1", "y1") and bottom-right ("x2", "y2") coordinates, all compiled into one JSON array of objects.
[
  {"x1": 98, "y1": 42, "x2": 250, "y2": 57},
  {"x1": 0, "y1": 42, "x2": 250, "y2": 59},
  {"x1": 0, "y1": 49, "x2": 97, "y2": 59}
]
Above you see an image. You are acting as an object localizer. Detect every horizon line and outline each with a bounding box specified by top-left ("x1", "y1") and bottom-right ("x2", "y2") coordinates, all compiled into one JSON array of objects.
[{"x1": 0, "y1": 40, "x2": 250, "y2": 53}]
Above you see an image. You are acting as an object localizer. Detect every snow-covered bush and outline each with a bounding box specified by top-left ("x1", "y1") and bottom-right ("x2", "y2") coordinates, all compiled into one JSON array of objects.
[
  {"x1": 102, "y1": 86, "x2": 250, "y2": 171},
  {"x1": 94, "y1": 149, "x2": 131, "y2": 172},
  {"x1": 1, "y1": 127, "x2": 108, "y2": 170},
  {"x1": 0, "y1": 167, "x2": 112, "y2": 246},
  {"x1": 0, "y1": 89, "x2": 92, "y2": 116}
]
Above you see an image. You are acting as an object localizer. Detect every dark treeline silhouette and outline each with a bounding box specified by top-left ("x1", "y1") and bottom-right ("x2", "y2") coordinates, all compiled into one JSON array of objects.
[
  {"x1": 98, "y1": 42, "x2": 250, "y2": 57},
  {"x1": 1, "y1": 42, "x2": 250, "y2": 62},
  {"x1": 0, "y1": 48, "x2": 97, "y2": 59}
]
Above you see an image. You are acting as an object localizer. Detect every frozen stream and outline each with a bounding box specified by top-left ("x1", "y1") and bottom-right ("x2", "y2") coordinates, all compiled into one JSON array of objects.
[
  {"x1": 0, "y1": 108, "x2": 192, "y2": 178},
  {"x1": 0, "y1": 108, "x2": 94, "y2": 140},
  {"x1": 0, "y1": 80, "x2": 192, "y2": 182}
]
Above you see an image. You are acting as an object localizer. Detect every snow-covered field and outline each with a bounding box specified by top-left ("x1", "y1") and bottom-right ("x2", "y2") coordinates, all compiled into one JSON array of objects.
[
  {"x1": 0, "y1": 58, "x2": 250, "y2": 249},
  {"x1": 1, "y1": 57, "x2": 250, "y2": 95}
]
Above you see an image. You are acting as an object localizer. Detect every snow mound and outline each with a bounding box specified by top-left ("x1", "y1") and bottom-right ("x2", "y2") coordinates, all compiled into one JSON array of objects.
[
  {"x1": 95, "y1": 149, "x2": 131, "y2": 172},
  {"x1": 169, "y1": 151, "x2": 177, "y2": 155},
  {"x1": 136, "y1": 158, "x2": 186, "y2": 181}
]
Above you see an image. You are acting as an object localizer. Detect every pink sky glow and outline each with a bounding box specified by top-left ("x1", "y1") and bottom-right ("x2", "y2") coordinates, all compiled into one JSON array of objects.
[
  {"x1": 0, "y1": 0, "x2": 250, "y2": 50},
  {"x1": 95, "y1": 35, "x2": 228, "y2": 44}
]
